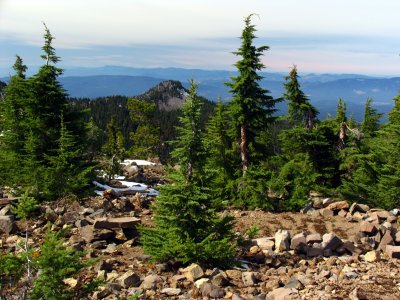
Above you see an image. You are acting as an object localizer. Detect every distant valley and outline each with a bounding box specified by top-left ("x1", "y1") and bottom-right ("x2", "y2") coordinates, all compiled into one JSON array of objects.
[{"x1": 2, "y1": 66, "x2": 399, "y2": 120}]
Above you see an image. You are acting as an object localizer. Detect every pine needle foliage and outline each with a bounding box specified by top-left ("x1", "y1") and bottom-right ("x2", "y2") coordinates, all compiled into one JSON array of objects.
[{"x1": 141, "y1": 80, "x2": 236, "y2": 268}]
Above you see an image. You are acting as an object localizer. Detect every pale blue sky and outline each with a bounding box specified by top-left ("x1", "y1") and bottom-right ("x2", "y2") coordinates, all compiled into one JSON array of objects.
[{"x1": 1, "y1": 0, "x2": 400, "y2": 76}]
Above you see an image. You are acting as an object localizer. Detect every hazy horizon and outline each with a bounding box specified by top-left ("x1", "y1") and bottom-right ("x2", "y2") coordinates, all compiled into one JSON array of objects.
[{"x1": 1, "y1": 0, "x2": 400, "y2": 77}]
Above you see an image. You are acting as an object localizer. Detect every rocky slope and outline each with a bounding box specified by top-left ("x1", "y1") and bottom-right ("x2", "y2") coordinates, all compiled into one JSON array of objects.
[{"x1": 0, "y1": 162, "x2": 399, "y2": 299}]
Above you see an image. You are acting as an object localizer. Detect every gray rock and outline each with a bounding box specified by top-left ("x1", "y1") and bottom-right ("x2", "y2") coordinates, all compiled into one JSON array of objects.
[
  {"x1": 140, "y1": 274, "x2": 163, "y2": 290},
  {"x1": 161, "y1": 288, "x2": 181, "y2": 296},
  {"x1": 242, "y1": 271, "x2": 257, "y2": 286},
  {"x1": 266, "y1": 287, "x2": 298, "y2": 300},
  {"x1": 319, "y1": 208, "x2": 334, "y2": 218},
  {"x1": 93, "y1": 216, "x2": 140, "y2": 229},
  {"x1": 118, "y1": 271, "x2": 141, "y2": 288},
  {"x1": 290, "y1": 232, "x2": 306, "y2": 250},
  {"x1": 232, "y1": 294, "x2": 247, "y2": 300},
  {"x1": 80, "y1": 226, "x2": 116, "y2": 243},
  {"x1": 254, "y1": 237, "x2": 275, "y2": 251},
  {"x1": 0, "y1": 205, "x2": 13, "y2": 216},
  {"x1": 306, "y1": 233, "x2": 322, "y2": 244},
  {"x1": 0, "y1": 215, "x2": 15, "y2": 234},
  {"x1": 378, "y1": 230, "x2": 394, "y2": 252},
  {"x1": 322, "y1": 233, "x2": 343, "y2": 251},
  {"x1": 285, "y1": 275, "x2": 304, "y2": 290},
  {"x1": 181, "y1": 263, "x2": 204, "y2": 281},
  {"x1": 359, "y1": 221, "x2": 377, "y2": 235},
  {"x1": 306, "y1": 246, "x2": 323, "y2": 257},
  {"x1": 275, "y1": 230, "x2": 290, "y2": 252}
]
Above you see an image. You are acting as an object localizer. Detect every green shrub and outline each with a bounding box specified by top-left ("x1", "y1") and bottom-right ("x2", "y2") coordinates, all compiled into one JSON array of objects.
[{"x1": 11, "y1": 191, "x2": 40, "y2": 220}]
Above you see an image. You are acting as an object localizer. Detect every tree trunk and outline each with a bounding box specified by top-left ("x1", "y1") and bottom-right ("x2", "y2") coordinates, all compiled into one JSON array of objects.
[{"x1": 240, "y1": 125, "x2": 248, "y2": 174}]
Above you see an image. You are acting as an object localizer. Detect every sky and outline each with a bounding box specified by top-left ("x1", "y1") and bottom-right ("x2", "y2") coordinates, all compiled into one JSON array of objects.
[{"x1": 1, "y1": 0, "x2": 400, "y2": 77}]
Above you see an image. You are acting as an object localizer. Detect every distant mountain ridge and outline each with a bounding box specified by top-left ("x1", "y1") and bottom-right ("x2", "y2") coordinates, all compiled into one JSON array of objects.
[{"x1": 2, "y1": 66, "x2": 399, "y2": 120}]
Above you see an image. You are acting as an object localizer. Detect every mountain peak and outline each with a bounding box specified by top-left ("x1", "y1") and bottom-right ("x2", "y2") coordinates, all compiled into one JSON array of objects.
[{"x1": 136, "y1": 80, "x2": 187, "y2": 111}]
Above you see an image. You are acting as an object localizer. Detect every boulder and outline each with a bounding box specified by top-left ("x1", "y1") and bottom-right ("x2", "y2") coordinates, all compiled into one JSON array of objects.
[
  {"x1": 274, "y1": 230, "x2": 290, "y2": 252},
  {"x1": 80, "y1": 226, "x2": 116, "y2": 243},
  {"x1": 93, "y1": 217, "x2": 140, "y2": 229}
]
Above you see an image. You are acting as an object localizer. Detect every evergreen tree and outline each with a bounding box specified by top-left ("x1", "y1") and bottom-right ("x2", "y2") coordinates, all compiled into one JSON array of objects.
[
  {"x1": 28, "y1": 26, "x2": 67, "y2": 158},
  {"x1": 102, "y1": 116, "x2": 125, "y2": 180},
  {"x1": 371, "y1": 95, "x2": 400, "y2": 208},
  {"x1": 0, "y1": 25, "x2": 92, "y2": 199},
  {"x1": 171, "y1": 80, "x2": 206, "y2": 182},
  {"x1": 44, "y1": 115, "x2": 93, "y2": 199},
  {"x1": 30, "y1": 228, "x2": 95, "y2": 300},
  {"x1": 283, "y1": 65, "x2": 318, "y2": 128},
  {"x1": 0, "y1": 55, "x2": 31, "y2": 185},
  {"x1": 225, "y1": 14, "x2": 280, "y2": 173},
  {"x1": 128, "y1": 98, "x2": 160, "y2": 159},
  {"x1": 204, "y1": 99, "x2": 236, "y2": 202},
  {"x1": 141, "y1": 80, "x2": 235, "y2": 267},
  {"x1": 361, "y1": 98, "x2": 382, "y2": 137}
]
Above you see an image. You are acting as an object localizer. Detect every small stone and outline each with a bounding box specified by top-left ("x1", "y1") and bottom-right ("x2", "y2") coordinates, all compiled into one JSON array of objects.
[
  {"x1": 250, "y1": 245, "x2": 261, "y2": 254},
  {"x1": 322, "y1": 233, "x2": 343, "y2": 251},
  {"x1": 63, "y1": 277, "x2": 78, "y2": 288},
  {"x1": 266, "y1": 287, "x2": 298, "y2": 300},
  {"x1": 0, "y1": 215, "x2": 15, "y2": 234},
  {"x1": 253, "y1": 237, "x2": 275, "y2": 251},
  {"x1": 320, "y1": 208, "x2": 334, "y2": 218},
  {"x1": 194, "y1": 278, "x2": 209, "y2": 288},
  {"x1": 181, "y1": 263, "x2": 204, "y2": 281},
  {"x1": 242, "y1": 271, "x2": 257, "y2": 286},
  {"x1": 118, "y1": 271, "x2": 141, "y2": 288},
  {"x1": 140, "y1": 274, "x2": 162, "y2": 290},
  {"x1": 290, "y1": 232, "x2": 307, "y2": 250},
  {"x1": 161, "y1": 288, "x2": 181, "y2": 296},
  {"x1": 364, "y1": 250, "x2": 380, "y2": 262},
  {"x1": 326, "y1": 200, "x2": 349, "y2": 211},
  {"x1": 378, "y1": 231, "x2": 394, "y2": 252}
]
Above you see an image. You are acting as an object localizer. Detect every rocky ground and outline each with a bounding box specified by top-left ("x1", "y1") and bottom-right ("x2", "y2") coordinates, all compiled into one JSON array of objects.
[{"x1": 1, "y1": 161, "x2": 400, "y2": 300}]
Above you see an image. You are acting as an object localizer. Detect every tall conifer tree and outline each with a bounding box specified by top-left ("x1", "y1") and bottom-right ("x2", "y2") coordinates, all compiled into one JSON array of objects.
[
  {"x1": 225, "y1": 14, "x2": 279, "y2": 173},
  {"x1": 141, "y1": 80, "x2": 235, "y2": 267},
  {"x1": 283, "y1": 65, "x2": 318, "y2": 128}
]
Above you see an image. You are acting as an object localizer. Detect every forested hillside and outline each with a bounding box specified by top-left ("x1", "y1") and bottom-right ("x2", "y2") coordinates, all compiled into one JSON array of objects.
[{"x1": 70, "y1": 80, "x2": 215, "y2": 161}]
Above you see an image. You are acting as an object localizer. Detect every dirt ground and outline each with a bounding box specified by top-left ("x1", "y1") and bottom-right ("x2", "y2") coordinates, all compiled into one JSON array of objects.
[{"x1": 231, "y1": 210, "x2": 362, "y2": 241}]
